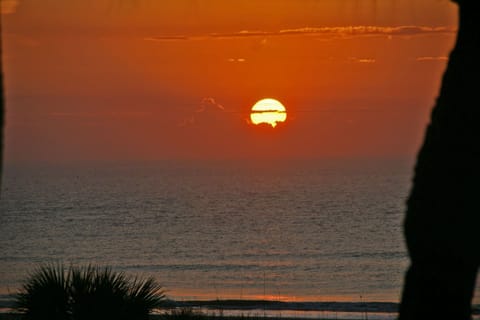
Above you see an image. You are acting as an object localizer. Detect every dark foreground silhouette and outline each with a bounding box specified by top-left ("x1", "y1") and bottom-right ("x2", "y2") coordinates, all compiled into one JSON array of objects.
[
  {"x1": 15, "y1": 264, "x2": 165, "y2": 320},
  {"x1": 399, "y1": 1, "x2": 480, "y2": 319},
  {"x1": 0, "y1": 11, "x2": 4, "y2": 196}
]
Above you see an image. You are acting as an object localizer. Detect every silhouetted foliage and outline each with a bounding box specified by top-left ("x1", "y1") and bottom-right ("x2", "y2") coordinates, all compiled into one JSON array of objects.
[
  {"x1": 15, "y1": 265, "x2": 70, "y2": 320},
  {"x1": 15, "y1": 264, "x2": 165, "y2": 320}
]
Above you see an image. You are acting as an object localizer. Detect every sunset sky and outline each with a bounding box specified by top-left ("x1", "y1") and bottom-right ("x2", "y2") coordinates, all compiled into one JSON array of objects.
[{"x1": 2, "y1": 0, "x2": 458, "y2": 163}]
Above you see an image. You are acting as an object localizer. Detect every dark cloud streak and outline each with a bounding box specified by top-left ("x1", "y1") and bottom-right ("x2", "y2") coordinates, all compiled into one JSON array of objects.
[{"x1": 146, "y1": 25, "x2": 456, "y2": 42}]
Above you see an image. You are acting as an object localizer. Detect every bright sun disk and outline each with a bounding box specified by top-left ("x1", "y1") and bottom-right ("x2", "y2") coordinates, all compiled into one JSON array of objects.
[{"x1": 250, "y1": 98, "x2": 287, "y2": 128}]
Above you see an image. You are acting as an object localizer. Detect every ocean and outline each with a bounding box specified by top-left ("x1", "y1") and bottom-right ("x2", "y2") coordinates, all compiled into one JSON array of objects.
[{"x1": 0, "y1": 158, "x2": 478, "y2": 318}]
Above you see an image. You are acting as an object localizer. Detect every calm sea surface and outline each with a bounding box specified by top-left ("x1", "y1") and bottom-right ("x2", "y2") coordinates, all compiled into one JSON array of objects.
[{"x1": 1, "y1": 158, "x2": 478, "y2": 309}]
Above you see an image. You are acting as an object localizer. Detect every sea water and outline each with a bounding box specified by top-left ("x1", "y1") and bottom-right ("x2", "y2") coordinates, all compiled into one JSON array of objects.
[{"x1": 1, "y1": 158, "x2": 478, "y2": 316}]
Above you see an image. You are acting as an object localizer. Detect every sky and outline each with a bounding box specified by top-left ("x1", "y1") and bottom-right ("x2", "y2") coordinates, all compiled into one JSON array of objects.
[{"x1": 2, "y1": 0, "x2": 459, "y2": 163}]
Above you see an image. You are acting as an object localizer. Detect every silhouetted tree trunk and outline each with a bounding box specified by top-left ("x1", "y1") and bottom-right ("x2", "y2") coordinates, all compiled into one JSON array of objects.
[
  {"x1": 399, "y1": 1, "x2": 480, "y2": 319},
  {"x1": 0, "y1": 12, "x2": 4, "y2": 197}
]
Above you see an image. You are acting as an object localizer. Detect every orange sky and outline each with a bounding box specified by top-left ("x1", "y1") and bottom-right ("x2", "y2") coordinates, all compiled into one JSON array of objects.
[{"x1": 2, "y1": 0, "x2": 458, "y2": 163}]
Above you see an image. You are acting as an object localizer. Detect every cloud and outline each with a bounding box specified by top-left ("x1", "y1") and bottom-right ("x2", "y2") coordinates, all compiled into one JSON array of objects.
[
  {"x1": 358, "y1": 59, "x2": 376, "y2": 63},
  {"x1": 227, "y1": 58, "x2": 246, "y2": 63},
  {"x1": 179, "y1": 97, "x2": 226, "y2": 127},
  {"x1": 1, "y1": 0, "x2": 19, "y2": 14},
  {"x1": 348, "y1": 57, "x2": 376, "y2": 64},
  {"x1": 251, "y1": 109, "x2": 286, "y2": 114},
  {"x1": 416, "y1": 56, "x2": 449, "y2": 62},
  {"x1": 197, "y1": 97, "x2": 225, "y2": 112},
  {"x1": 278, "y1": 26, "x2": 455, "y2": 37},
  {"x1": 146, "y1": 25, "x2": 456, "y2": 42}
]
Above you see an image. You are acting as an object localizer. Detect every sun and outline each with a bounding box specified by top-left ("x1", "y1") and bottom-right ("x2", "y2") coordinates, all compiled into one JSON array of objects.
[{"x1": 250, "y1": 98, "x2": 287, "y2": 128}]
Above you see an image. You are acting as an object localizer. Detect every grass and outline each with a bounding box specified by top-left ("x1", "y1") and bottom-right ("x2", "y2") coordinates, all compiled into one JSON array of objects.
[{"x1": 163, "y1": 307, "x2": 209, "y2": 320}]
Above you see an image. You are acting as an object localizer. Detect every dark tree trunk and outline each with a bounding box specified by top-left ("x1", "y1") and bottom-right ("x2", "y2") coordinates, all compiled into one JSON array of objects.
[
  {"x1": 399, "y1": 1, "x2": 480, "y2": 319},
  {"x1": 0, "y1": 11, "x2": 4, "y2": 198}
]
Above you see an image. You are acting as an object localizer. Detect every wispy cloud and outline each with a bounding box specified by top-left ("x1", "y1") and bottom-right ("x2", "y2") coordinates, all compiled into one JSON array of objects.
[
  {"x1": 278, "y1": 26, "x2": 455, "y2": 37},
  {"x1": 357, "y1": 59, "x2": 376, "y2": 63},
  {"x1": 348, "y1": 57, "x2": 376, "y2": 64},
  {"x1": 415, "y1": 56, "x2": 449, "y2": 62},
  {"x1": 146, "y1": 25, "x2": 456, "y2": 42},
  {"x1": 227, "y1": 58, "x2": 246, "y2": 63},
  {"x1": 179, "y1": 97, "x2": 226, "y2": 127},
  {"x1": 251, "y1": 109, "x2": 286, "y2": 114},
  {"x1": 1, "y1": 0, "x2": 19, "y2": 14},
  {"x1": 197, "y1": 97, "x2": 225, "y2": 112}
]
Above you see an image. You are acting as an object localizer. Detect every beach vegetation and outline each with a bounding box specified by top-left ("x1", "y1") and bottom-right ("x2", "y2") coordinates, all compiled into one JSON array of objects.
[
  {"x1": 163, "y1": 307, "x2": 208, "y2": 320},
  {"x1": 14, "y1": 264, "x2": 165, "y2": 320},
  {"x1": 15, "y1": 264, "x2": 69, "y2": 320}
]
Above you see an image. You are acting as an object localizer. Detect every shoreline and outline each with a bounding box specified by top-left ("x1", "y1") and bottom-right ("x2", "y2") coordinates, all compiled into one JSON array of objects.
[
  {"x1": 163, "y1": 299, "x2": 399, "y2": 313},
  {"x1": 1, "y1": 298, "x2": 478, "y2": 320},
  {"x1": 1, "y1": 314, "x2": 479, "y2": 320},
  {"x1": 0, "y1": 296, "x2": 400, "y2": 313}
]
